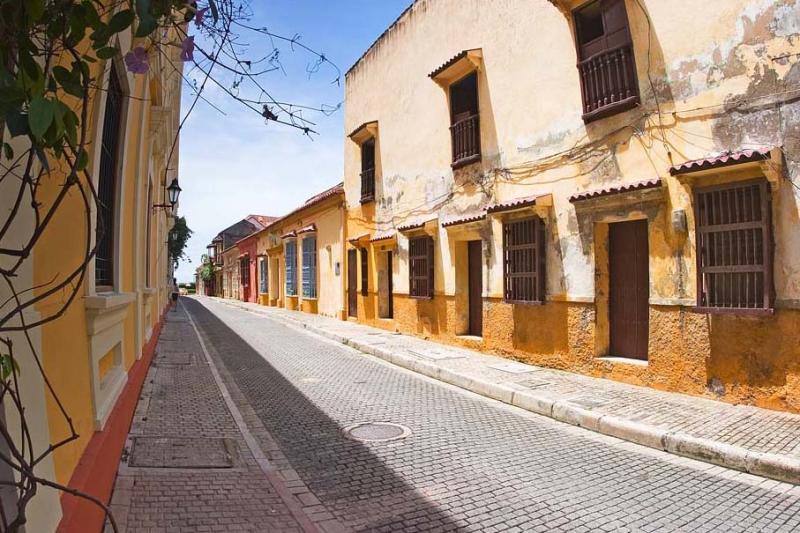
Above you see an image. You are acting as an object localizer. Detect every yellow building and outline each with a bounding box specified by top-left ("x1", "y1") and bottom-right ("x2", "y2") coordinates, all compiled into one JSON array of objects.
[
  {"x1": 343, "y1": 0, "x2": 800, "y2": 412},
  {"x1": 0, "y1": 22, "x2": 183, "y2": 533},
  {"x1": 254, "y1": 183, "x2": 347, "y2": 318}
]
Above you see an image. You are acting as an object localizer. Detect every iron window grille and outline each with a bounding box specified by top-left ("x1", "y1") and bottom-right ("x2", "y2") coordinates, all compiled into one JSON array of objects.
[
  {"x1": 503, "y1": 217, "x2": 546, "y2": 303},
  {"x1": 285, "y1": 240, "x2": 298, "y2": 296},
  {"x1": 302, "y1": 237, "x2": 317, "y2": 298},
  {"x1": 360, "y1": 248, "x2": 369, "y2": 296},
  {"x1": 574, "y1": 0, "x2": 639, "y2": 122},
  {"x1": 694, "y1": 179, "x2": 774, "y2": 313},
  {"x1": 95, "y1": 63, "x2": 124, "y2": 288},
  {"x1": 360, "y1": 139, "x2": 376, "y2": 203},
  {"x1": 239, "y1": 256, "x2": 250, "y2": 287},
  {"x1": 409, "y1": 236, "x2": 434, "y2": 298}
]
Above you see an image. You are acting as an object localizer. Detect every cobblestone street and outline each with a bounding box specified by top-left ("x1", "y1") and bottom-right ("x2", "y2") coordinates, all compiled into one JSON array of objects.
[{"x1": 111, "y1": 297, "x2": 800, "y2": 532}]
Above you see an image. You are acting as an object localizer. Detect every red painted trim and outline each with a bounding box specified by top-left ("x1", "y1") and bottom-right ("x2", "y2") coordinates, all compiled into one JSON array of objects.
[{"x1": 57, "y1": 304, "x2": 169, "y2": 533}]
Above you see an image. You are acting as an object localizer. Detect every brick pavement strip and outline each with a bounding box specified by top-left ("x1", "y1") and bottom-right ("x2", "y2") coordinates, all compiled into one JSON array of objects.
[
  {"x1": 107, "y1": 305, "x2": 332, "y2": 533},
  {"x1": 182, "y1": 297, "x2": 800, "y2": 532},
  {"x1": 214, "y1": 297, "x2": 800, "y2": 485}
]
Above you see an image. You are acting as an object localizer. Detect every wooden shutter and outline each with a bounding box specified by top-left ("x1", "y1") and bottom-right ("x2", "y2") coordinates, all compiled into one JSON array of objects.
[
  {"x1": 302, "y1": 237, "x2": 317, "y2": 298},
  {"x1": 360, "y1": 140, "x2": 376, "y2": 203},
  {"x1": 360, "y1": 248, "x2": 369, "y2": 296},
  {"x1": 95, "y1": 64, "x2": 124, "y2": 288},
  {"x1": 503, "y1": 217, "x2": 546, "y2": 303},
  {"x1": 259, "y1": 257, "x2": 268, "y2": 294},
  {"x1": 409, "y1": 236, "x2": 434, "y2": 298},
  {"x1": 285, "y1": 241, "x2": 297, "y2": 296},
  {"x1": 694, "y1": 180, "x2": 773, "y2": 311}
]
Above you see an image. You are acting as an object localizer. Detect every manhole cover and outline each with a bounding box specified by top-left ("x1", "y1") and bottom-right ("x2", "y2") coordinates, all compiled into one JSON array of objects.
[
  {"x1": 129, "y1": 437, "x2": 237, "y2": 468},
  {"x1": 343, "y1": 422, "x2": 412, "y2": 443}
]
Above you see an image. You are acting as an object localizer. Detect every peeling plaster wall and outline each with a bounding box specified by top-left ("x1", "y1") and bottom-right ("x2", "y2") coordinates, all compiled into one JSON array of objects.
[{"x1": 343, "y1": 0, "x2": 800, "y2": 412}]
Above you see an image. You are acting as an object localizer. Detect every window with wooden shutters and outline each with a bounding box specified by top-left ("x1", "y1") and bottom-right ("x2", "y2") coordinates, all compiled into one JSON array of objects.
[
  {"x1": 285, "y1": 240, "x2": 297, "y2": 296},
  {"x1": 449, "y1": 72, "x2": 480, "y2": 168},
  {"x1": 694, "y1": 180, "x2": 774, "y2": 312},
  {"x1": 302, "y1": 237, "x2": 317, "y2": 298},
  {"x1": 409, "y1": 236, "x2": 434, "y2": 298},
  {"x1": 503, "y1": 217, "x2": 546, "y2": 303},
  {"x1": 360, "y1": 248, "x2": 369, "y2": 296},
  {"x1": 145, "y1": 179, "x2": 152, "y2": 287},
  {"x1": 574, "y1": 0, "x2": 639, "y2": 122},
  {"x1": 240, "y1": 256, "x2": 250, "y2": 287},
  {"x1": 360, "y1": 139, "x2": 376, "y2": 203},
  {"x1": 259, "y1": 256, "x2": 268, "y2": 294},
  {"x1": 95, "y1": 63, "x2": 124, "y2": 288}
]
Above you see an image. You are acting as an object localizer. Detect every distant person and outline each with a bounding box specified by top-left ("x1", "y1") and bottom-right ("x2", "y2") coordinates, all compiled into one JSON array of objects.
[{"x1": 171, "y1": 278, "x2": 179, "y2": 311}]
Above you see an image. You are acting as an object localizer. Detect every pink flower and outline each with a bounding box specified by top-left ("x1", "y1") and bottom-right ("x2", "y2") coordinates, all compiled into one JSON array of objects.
[
  {"x1": 124, "y1": 47, "x2": 149, "y2": 74},
  {"x1": 180, "y1": 36, "x2": 195, "y2": 62},
  {"x1": 195, "y1": 7, "x2": 208, "y2": 28}
]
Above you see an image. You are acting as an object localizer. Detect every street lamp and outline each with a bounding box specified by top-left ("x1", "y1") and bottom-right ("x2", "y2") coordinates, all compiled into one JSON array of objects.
[{"x1": 152, "y1": 178, "x2": 182, "y2": 211}]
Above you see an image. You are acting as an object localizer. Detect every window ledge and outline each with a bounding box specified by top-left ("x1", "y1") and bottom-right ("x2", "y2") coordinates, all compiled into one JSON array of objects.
[
  {"x1": 360, "y1": 196, "x2": 375, "y2": 205},
  {"x1": 503, "y1": 299, "x2": 545, "y2": 306},
  {"x1": 409, "y1": 295, "x2": 434, "y2": 301},
  {"x1": 690, "y1": 306, "x2": 774, "y2": 317},
  {"x1": 597, "y1": 356, "x2": 648, "y2": 367},
  {"x1": 451, "y1": 153, "x2": 481, "y2": 170},
  {"x1": 85, "y1": 291, "x2": 135, "y2": 311},
  {"x1": 582, "y1": 96, "x2": 639, "y2": 123},
  {"x1": 142, "y1": 287, "x2": 157, "y2": 296}
]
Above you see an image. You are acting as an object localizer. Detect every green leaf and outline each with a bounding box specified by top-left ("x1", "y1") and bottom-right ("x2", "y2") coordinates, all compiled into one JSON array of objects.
[
  {"x1": 63, "y1": 107, "x2": 78, "y2": 146},
  {"x1": 28, "y1": 96, "x2": 54, "y2": 139},
  {"x1": 24, "y1": 0, "x2": 45, "y2": 23},
  {"x1": 90, "y1": 25, "x2": 111, "y2": 46},
  {"x1": 0, "y1": 353, "x2": 19, "y2": 380},
  {"x1": 134, "y1": 15, "x2": 157, "y2": 37},
  {"x1": 107, "y1": 9, "x2": 134, "y2": 34},
  {"x1": 52, "y1": 65, "x2": 84, "y2": 98},
  {"x1": 96, "y1": 46, "x2": 118, "y2": 60},
  {"x1": 4, "y1": 110, "x2": 29, "y2": 137},
  {"x1": 2, "y1": 143, "x2": 13, "y2": 160}
]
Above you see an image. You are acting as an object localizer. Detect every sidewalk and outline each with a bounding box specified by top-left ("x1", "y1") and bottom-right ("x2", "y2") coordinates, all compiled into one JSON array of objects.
[
  {"x1": 214, "y1": 297, "x2": 800, "y2": 485},
  {"x1": 108, "y1": 304, "x2": 327, "y2": 532}
]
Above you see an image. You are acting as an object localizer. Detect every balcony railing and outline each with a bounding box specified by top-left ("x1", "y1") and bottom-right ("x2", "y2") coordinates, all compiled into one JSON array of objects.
[
  {"x1": 360, "y1": 167, "x2": 375, "y2": 203},
  {"x1": 578, "y1": 43, "x2": 639, "y2": 122},
  {"x1": 450, "y1": 113, "x2": 480, "y2": 168}
]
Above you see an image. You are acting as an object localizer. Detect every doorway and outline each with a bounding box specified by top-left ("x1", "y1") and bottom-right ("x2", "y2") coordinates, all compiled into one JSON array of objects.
[
  {"x1": 348, "y1": 249, "x2": 358, "y2": 318},
  {"x1": 378, "y1": 251, "x2": 393, "y2": 319},
  {"x1": 467, "y1": 240, "x2": 483, "y2": 337},
  {"x1": 608, "y1": 220, "x2": 649, "y2": 360}
]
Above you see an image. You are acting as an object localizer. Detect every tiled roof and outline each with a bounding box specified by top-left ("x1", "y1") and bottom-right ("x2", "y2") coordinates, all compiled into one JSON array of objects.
[
  {"x1": 348, "y1": 121, "x2": 377, "y2": 140},
  {"x1": 669, "y1": 147, "x2": 772, "y2": 175},
  {"x1": 428, "y1": 50, "x2": 470, "y2": 79},
  {"x1": 280, "y1": 230, "x2": 296, "y2": 239},
  {"x1": 348, "y1": 232, "x2": 370, "y2": 244},
  {"x1": 397, "y1": 216, "x2": 438, "y2": 232},
  {"x1": 370, "y1": 230, "x2": 396, "y2": 242},
  {"x1": 486, "y1": 195, "x2": 543, "y2": 214},
  {"x1": 304, "y1": 182, "x2": 344, "y2": 206},
  {"x1": 568, "y1": 178, "x2": 662, "y2": 203},
  {"x1": 297, "y1": 224, "x2": 317, "y2": 234},
  {"x1": 441, "y1": 211, "x2": 487, "y2": 228},
  {"x1": 246, "y1": 214, "x2": 278, "y2": 230}
]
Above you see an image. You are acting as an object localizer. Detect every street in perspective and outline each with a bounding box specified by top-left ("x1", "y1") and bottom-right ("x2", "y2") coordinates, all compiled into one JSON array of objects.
[{"x1": 1, "y1": 0, "x2": 800, "y2": 532}]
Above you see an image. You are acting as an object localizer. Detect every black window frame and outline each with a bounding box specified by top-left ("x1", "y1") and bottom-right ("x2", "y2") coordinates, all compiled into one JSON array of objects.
[
  {"x1": 360, "y1": 248, "x2": 368, "y2": 296},
  {"x1": 448, "y1": 71, "x2": 480, "y2": 169},
  {"x1": 360, "y1": 138, "x2": 376, "y2": 204}
]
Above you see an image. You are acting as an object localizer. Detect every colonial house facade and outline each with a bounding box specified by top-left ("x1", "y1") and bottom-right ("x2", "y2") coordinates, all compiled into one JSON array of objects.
[
  {"x1": 343, "y1": 0, "x2": 800, "y2": 412},
  {"x1": 0, "y1": 25, "x2": 185, "y2": 532}
]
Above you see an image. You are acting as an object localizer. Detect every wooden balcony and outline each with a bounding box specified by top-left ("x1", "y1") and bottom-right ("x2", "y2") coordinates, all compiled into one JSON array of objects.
[
  {"x1": 578, "y1": 43, "x2": 639, "y2": 122},
  {"x1": 360, "y1": 167, "x2": 375, "y2": 203},
  {"x1": 450, "y1": 113, "x2": 480, "y2": 169}
]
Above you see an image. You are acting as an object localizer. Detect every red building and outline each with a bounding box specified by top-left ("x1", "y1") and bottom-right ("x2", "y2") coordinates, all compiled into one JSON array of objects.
[{"x1": 236, "y1": 232, "x2": 260, "y2": 303}]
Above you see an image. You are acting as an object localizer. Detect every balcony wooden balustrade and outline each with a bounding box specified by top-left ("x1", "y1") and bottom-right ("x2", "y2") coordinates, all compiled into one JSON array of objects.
[
  {"x1": 450, "y1": 113, "x2": 480, "y2": 168},
  {"x1": 578, "y1": 43, "x2": 639, "y2": 121},
  {"x1": 360, "y1": 167, "x2": 375, "y2": 203}
]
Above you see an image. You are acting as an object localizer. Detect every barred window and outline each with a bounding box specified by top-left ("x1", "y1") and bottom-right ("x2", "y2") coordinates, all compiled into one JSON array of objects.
[
  {"x1": 409, "y1": 236, "x2": 434, "y2": 298},
  {"x1": 695, "y1": 180, "x2": 773, "y2": 312},
  {"x1": 503, "y1": 217, "x2": 546, "y2": 303},
  {"x1": 95, "y1": 63, "x2": 124, "y2": 288},
  {"x1": 302, "y1": 237, "x2": 317, "y2": 298},
  {"x1": 259, "y1": 256, "x2": 268, "y2": 294},
  {"x1": 360, "y1": 248, "x2": 368, "y2": 296},
  {"x1": 360, "y1": 139, "x2": 375, "y2": 203},
  {"x1": 285, "y1": 240, "x2": 297, "y2": 296}
]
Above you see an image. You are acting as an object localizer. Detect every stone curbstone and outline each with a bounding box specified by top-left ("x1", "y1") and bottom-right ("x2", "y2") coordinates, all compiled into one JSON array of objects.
[
  {"x1": 551, "y1": 401, "x2": 603, "y2": 432},
  {"x1": 596, "y1": 415, "x2": 669, "y2": 451},
  {"x1": 746, "y1": 452, "x2": 800, "y2": 485},
  {"x1": 510, "y1": 390, "x2": 556, "y2": 417},
  {"x1": 663, "y1": 432, "x2": 749, "y2": 473}
]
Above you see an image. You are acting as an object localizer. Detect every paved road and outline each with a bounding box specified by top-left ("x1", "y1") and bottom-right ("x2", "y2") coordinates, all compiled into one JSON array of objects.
[{"x1": 185, "y1": 298, "x2": 800, "y2": 532}]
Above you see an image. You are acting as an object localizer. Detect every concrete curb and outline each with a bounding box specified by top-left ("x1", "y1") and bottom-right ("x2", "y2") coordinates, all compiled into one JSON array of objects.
[{"x1": 215, "y1": 299, "x2": 800, "y2": 485}]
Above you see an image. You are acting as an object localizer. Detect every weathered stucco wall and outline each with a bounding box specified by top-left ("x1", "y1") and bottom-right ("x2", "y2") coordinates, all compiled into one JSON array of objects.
[{"x1": 344, "y1": 0, "x2": 800, "y2": 412}]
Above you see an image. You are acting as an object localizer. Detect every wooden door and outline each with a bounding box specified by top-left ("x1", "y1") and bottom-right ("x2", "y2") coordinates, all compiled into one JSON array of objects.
[
  {"x1": 468, "y1": 241, "x2": 483, "y2": 336},
  {"x1": 387, "y1": 251, "x2": 393, "y2": 319},
  {"x1": 609, "y1": 220, "x2": 649, "y2": 360},
  {"x1": 348, "y1": 249, "x2": 358, "y2": 318}
]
